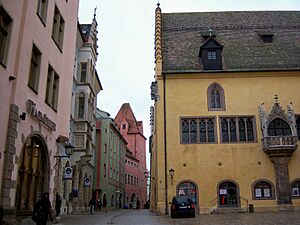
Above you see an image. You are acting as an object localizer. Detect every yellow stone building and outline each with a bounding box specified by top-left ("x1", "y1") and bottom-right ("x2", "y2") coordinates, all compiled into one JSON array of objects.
[{"x1": 150, "y1": 5, "x2": 300, "y2": 215}]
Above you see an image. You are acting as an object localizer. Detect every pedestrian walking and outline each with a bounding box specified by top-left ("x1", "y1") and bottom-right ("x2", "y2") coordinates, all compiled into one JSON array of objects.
[
  {"x1": 55, "y1": 193, "x2": 62, "y2": 217},
  {"x1": 103, "y1": 197, "x2": 108, "y2": 213},
  {"x1": 89, "y1": 197, "x2": 96, "y2": 214},
  {"x1": 136, "y1": 198, "x2": 140, "y2": 210},
  {"x1": 97, "y1": 198, "x2": 102, "y2": 210},
  {"x1": 32, "y1": 192, "x2": 53, "y2": 225}
]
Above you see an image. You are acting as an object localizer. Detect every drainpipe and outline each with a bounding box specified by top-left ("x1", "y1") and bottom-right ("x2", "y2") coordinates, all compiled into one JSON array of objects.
[{"x1": 163, "y1": 73, "x2": 169, "y2": 215}]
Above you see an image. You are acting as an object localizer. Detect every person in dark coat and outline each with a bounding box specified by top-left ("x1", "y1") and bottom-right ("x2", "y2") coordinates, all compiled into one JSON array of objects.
[
  {"x1": 89, "y1": 198, "x2": 96, "y2": 214},
  {"x1": 55, "y1": 193, "x2": 62, "y2": 217},
  {"x1": 97, "y1": 198, "x2": 102, "y2": 210},
  {"x1": 103, "y1": 197, "x2": 108, "y2": 213},
  {"x1": 32, "y1": 192, "x2": 53, "y2": 225},
  {"x1": 136, "y1": 197, "x2": 140, "y2": 210}
]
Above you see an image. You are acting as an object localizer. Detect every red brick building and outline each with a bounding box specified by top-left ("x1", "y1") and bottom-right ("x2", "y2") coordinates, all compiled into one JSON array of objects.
[{"x1": 115, "y1": 103, "x2": 147, "y2": 208}]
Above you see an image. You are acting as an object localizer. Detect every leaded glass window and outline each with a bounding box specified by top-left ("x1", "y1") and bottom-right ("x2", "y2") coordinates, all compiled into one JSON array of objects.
[
  {"x1": 181, "y1": 117, "x2": 216, "y2": 144},
  {"x1": 220, "y1": 116, "x2": 256, "y2": 143},
  {"x1": 268, "y1": 118, "x2": 291, "y2": 136},
  {"x1": 207, "y1": 83, "x2": 225, "y2": 111}
]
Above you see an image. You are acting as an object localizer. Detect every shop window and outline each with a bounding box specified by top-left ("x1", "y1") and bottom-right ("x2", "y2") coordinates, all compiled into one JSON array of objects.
[
  {"x1": 252, "y1": 180, "x2": 275, "y2": 200},
  {"x1": 291, "y1": 180, "x2": 300, "y2": 198}
]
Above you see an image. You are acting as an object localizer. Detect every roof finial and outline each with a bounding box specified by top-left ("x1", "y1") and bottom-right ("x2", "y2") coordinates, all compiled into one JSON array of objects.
[
  {"x1": 157, "y1": 0, "x2": 160, "y2": 7},
  {"x1": 274, "y1": 94, "x2": 279, "y2": 103},
  {"x1": 208, "y1": 27, "x2": 213, "y2": 37},
  {"x1": 94, "y1": 6, "x2": 97, "y2": 20}
]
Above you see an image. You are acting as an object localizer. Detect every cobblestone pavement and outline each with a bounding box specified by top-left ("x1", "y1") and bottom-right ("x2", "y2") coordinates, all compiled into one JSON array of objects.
[{"x1": 59, "y1": 209, "x2": 300, "y2": 225}]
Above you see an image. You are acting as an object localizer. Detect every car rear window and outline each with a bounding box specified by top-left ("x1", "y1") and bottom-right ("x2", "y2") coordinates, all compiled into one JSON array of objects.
[{"x1": 173, "y1": 196, "x2": 193, "y2": 204}]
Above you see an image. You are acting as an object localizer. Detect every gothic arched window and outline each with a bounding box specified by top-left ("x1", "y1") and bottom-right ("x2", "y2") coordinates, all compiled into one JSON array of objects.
[
  {"x1": 207, "y1": 82, "x2": 225, "y2": 111},
  {"x1": 268, "y1": 118, "x2": 291, "y2": 136}
]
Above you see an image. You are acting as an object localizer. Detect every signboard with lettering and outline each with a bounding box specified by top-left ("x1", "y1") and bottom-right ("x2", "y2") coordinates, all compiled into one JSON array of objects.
[{"x1": 26, "y1": 99, "x2": 56, "y2": 131}]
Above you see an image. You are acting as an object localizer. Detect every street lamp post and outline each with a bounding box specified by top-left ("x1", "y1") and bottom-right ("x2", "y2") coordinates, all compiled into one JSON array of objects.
[{"x1": 53, "y1": 142, "x2": 74, "y2": 205}]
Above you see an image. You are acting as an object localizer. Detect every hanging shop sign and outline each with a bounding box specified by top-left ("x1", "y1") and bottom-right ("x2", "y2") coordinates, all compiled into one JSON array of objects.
[
  {"x1": 64, "y1": 167, "x2": 73, "y2": 179},
  {"x1": 26, "y1": 99, "x2": 56, "y2": 131}
]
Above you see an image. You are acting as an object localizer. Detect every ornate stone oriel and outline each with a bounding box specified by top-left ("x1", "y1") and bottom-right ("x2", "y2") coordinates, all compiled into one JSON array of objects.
[{"x1": 258, "y1": 96, "x2": 298, "y2": 207}]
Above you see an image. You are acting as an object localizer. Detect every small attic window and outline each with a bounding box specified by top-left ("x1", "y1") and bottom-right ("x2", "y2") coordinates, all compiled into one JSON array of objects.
[
  {"x1": 208, "y1": 50, "x2": 217, "y2": 60},
  {"x1": 259, "y1": 32, "x2": 274, "y2": 43}
]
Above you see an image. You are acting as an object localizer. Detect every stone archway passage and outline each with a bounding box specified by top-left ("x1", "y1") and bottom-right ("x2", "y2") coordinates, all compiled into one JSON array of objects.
[{"x1": 16, "y1": 135, "x2": 49, "y2": 210}]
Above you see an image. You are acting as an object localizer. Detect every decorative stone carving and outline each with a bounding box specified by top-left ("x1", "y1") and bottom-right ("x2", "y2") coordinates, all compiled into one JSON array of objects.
[
  {"x1": 258, "y1": 95, "x2": 298, "y2": 207},
  {"x1": 151, "y1": 81, "x2": 160, "y2": 101},
  {"x1": 258, "y1": 103, "x2": 268, "y2": 138}
]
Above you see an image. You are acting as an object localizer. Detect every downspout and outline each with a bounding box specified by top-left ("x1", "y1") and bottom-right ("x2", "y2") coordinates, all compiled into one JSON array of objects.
[{"x1": 163, "y1": 73, "x2": 168, "y2": 215}]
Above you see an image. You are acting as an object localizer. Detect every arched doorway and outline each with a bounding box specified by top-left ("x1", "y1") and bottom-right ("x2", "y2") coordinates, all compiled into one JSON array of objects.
[
  {"x1": 130, "y1": 193, "x2": 136, "y2": 209},
  {"x1": 218, "y1": 180, "x2": 239, "y2": 207},
  {"x1": 177, "y1": 181, "x2": 198, "y2": 208},
  {"x1": 16, "y1": 135, "x2": 49, "y2": 210}
]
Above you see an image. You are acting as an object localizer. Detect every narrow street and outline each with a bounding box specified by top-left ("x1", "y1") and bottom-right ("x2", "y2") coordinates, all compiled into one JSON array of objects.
[{"x1": 59, "y1": 209, "x2": 300, "y2": 225}]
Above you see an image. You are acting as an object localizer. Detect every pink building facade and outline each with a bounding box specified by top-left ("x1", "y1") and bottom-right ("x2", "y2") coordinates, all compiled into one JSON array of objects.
[
  {"x1": 0, "y1": 1, "x2": 79, "y2": 224},
  {"x1": 114, "y1": 103, "x2": 147, "y2": 208}
]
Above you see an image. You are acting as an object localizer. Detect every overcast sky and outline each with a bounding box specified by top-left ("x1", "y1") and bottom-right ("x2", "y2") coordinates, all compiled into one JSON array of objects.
[{"x1": 78, "y1": 0, "x2": 300, "y2": 169}]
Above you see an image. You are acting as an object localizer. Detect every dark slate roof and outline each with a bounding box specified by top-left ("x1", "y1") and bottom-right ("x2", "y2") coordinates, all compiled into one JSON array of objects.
[
  {"x1": 79, "y1": 24, "x2": 91, "y2": 40},
  {"x1": 161, "y1": 11, "x2": 300, "y2": 72}
]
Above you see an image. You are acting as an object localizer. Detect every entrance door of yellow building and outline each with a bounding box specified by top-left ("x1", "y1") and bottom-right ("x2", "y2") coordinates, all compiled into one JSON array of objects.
[{"x1": 218, "y1": 181, "x2": 239, "y2": 207}]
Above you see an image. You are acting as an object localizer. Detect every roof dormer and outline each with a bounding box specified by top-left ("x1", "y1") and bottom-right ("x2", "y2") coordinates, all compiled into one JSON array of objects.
[
  {"x1": 199, "y1": 37, "x2": 223, "y2": 70},
  {"x1": 259, "y1": 31, "x2": 274, "y2": 43}
]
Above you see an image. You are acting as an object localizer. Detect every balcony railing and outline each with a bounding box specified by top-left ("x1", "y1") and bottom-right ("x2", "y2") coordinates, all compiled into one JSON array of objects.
[{"x1": 262, "y1": 136, "x2": 298, "y2": 155}]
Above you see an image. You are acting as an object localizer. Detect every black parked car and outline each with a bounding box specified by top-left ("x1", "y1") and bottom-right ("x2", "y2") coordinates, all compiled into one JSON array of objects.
[{"x1": 170, "y1": 195, "x2": 195, "y2": 218}]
